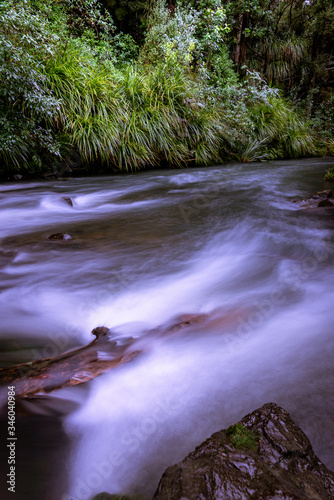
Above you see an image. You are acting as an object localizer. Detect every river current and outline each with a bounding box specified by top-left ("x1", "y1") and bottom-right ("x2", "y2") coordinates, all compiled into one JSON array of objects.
[{"x1": 0, "y1": 158, "x2": 334, "y2": 499}]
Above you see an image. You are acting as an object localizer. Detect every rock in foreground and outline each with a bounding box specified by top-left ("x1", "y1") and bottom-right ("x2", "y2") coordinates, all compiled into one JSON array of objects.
[{"x1": 153, "y1": 403, "x2": 334, "y2": 500}]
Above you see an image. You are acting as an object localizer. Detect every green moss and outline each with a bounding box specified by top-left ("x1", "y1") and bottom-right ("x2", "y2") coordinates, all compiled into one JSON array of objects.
[
  {"x1": 324, "y1": 166, "x2": 334, "y2": 182},
  {"x1": 226, "y1": 424, "x2": 260, "y2": 451}
]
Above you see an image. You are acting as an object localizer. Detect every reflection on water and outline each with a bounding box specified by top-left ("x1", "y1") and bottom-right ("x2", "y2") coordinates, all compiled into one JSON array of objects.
[{"x1": 0, "y1": 158, "x2": 334, "y2": 499}]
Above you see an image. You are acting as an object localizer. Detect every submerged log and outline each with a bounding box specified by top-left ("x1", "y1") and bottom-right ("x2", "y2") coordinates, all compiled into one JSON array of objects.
[
  {"x1": 0, "y1": 306, "x2": 251, "y2": 402},
  {"x1": 0, "y1": 327, "x2": 140, "y2": 401}
]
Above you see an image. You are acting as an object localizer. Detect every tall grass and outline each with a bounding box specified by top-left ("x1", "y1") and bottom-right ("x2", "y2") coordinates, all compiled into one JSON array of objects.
[
  {"x1": 1, "y1": 0, "x2": 318, "y2": 175},
  {"x1": 46, "y1": 40, "x2": 222, "y2": 170},
  {"x1": 236, "y1": 137, "x2": 269, "y2": 163},
  {"x1": 250, "y1": 98, "x2": 316, "y2": 158}
]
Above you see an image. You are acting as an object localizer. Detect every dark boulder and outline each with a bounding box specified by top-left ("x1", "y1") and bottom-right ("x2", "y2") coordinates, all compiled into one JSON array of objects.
[{"x1": 153, "y1": 403, "x2": 334, "y2": 500}]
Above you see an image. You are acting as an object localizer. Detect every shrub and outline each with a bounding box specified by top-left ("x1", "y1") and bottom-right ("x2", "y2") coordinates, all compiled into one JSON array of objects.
[
  {"x1": 250, "y1": 97, "x2": 316, "y2": 158},
  {"x1": 0, "y1": 0, "x2": 60, "y2": 172},
  {"x1": 324, "y1": 166, "x2": 334, "y2": 182}
]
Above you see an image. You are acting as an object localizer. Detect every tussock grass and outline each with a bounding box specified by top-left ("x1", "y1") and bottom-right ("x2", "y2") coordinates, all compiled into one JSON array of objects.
[
  {"x1": 1, "y1": 0, "x2": 318, "y2": 174},
  {"x1": 46, "y1": 44, "x2": 222, "y2": 170},
  {"x1": 250, "y1": 98, "x2": 315, "y2": 158}
]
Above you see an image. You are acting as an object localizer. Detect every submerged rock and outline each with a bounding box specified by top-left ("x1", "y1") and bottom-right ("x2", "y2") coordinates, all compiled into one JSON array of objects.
[
  {"x1": 153, "y1": 403, "x2": 334, "y2": 500},
  {"x1": 47, "y1": 233, "x2": 72, "y2": 241},
  {"x1": 62, "y1": 196, "x2": 73, "y2": 207}
]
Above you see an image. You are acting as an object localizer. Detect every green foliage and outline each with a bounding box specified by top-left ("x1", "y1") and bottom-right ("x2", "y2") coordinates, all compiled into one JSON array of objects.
[
  {"x1": 57, "y1": 0, "x2": 138, "y2": 63},
  {"x1": 309, "y1": 96, "x2": 334, "y2": 141},
  {"x1": 236, "y1": 137, "x2": 268, "y2": 163},
  {"x1": 0, "y1": 0, "x2": 61, "y2": 171},
  {"x1": 207, "y1": 70, "x2": 278, "y2": 153},
  {"x1": 47, "y1": 38, "x2": 221, "y2": 169},
  {"x1": 226, "y1": 423, "x2": 260, "y2": 451},
  {"x1": 324, "y1": 166, "x2": 334, "y2": 182},
  {"x1": 0, "y1": 0, "x2": 323, "y2": 176},
  {"x1": 140, "y1": 0, "x2": 235, "y2": 86},
  {"x1": 139, "y1": 0, "x2": 199, "y2": 68},
  {"x1": 259, "y1": 36, "x2": 307, "y2": 84},
  {"x1": 60, "y1": 0, "x2": 116, "y2": 39},
  {"x1": 250, "y1": 98, "x2": 316, "y2": 158},
  {"x1": 224, "y1": 0, "x2": 334, "y2": 114}
]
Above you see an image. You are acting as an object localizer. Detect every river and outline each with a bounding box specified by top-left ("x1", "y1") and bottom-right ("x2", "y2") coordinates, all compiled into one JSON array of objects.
[{"x1": 0, "y1": 158, "x2": 333, "y2": 500}]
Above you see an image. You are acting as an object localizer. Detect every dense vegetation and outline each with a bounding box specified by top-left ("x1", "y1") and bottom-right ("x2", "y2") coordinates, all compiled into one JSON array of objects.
[{"x1": 0, "y1": 0, "x2": 333, "y2": 176}]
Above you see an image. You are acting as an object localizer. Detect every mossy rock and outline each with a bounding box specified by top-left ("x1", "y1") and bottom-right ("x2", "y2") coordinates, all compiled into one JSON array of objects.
[
  {"x1": 153, "y1": 403, "x2": 334, "y2": 500},
  {"x1": 226, "y1": 423, "x2": 260, "y2": 451}
]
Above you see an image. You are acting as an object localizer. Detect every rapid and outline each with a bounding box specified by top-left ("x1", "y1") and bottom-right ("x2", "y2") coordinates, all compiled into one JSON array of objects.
[{"x1": 0, "y1": 158, "x2": 333, "y2": 500}]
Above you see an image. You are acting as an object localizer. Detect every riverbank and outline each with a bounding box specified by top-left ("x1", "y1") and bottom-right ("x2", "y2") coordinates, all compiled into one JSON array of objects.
[
  {"x1": 2, "y1": 154, "x2": 334, "y2": 184},
  {"x1": 3, "y1": 0, "x2": 331, "y2": 179}
]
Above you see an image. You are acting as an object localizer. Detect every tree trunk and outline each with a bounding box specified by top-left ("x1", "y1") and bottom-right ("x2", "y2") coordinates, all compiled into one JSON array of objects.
[
  {"x1": 235, "y1": 13, "x2": 244, "y2": 65},
  {"x1": 235, "y1": 12, "x2": 249, "y2": 75}
]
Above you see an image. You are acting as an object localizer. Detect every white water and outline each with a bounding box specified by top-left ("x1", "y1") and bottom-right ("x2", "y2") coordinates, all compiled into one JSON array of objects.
[{"x1": 0, "y1": 158, "x2": 334, "y2": 500}]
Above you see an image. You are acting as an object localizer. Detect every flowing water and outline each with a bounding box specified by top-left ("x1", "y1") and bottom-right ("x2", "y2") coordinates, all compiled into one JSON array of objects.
[{"x1": 0, "y1": 158, "x2": 334, "y2": 500}]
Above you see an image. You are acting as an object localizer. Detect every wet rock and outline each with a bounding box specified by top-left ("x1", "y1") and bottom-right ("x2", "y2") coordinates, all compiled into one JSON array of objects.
[
  {"x1": 47, "y1": 233, "x2": 72, "y2": 241},
  {"x1": 317, "y1": 189, "x2": 332, "y2": 198},
  {"x1": 62, "y1": 196, "x2": 73, "y2": 207},
  {"x1": 295, "y1": 189, "x2": 334, "y2": 209},
  {"x1": 318, "y1": 198, "x2": 334, "y2": 207},
  {"x1": 153, "y1": 402, "x2": 334, "y2": 500}
]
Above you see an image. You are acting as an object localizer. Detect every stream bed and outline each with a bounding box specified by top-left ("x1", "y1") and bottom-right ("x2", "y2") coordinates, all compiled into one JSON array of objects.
[{"x1": 0, "y1": 158, "x2": 334, "y2": 500}]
